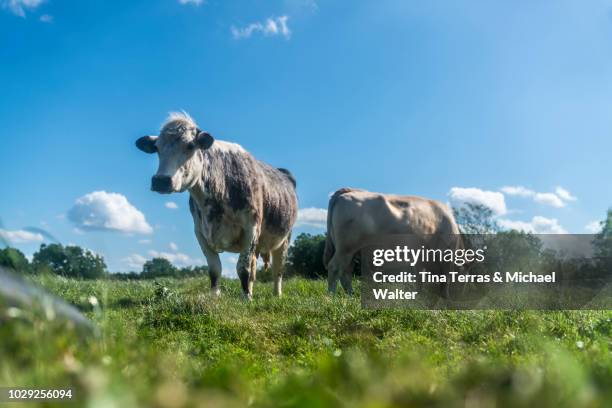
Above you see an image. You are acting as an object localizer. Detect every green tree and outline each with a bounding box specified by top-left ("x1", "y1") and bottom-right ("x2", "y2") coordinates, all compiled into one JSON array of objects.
[
  {"x1": 453, "y1": 203, "x2": 549, "y2": 275},
  {"x1": 485, "y1": 231, "x2": 543, "y2": 271},
  {"x1": 453, "y1": 203, "x2": 500, "y2": 234},
  {"x1": 141, "y1": 258, "x2": 178, "y2": 279},
  {"x1": 109, "y1": 271, "x2": 141, "y2": 280},
  {"x1": 287, "y1": 233, "x2": 327, "y2": 279},
  {"x1": 32, "y1": 244, "x2": 107, "y2": 279},
  {"x1": 593, "y1": 208, "x2": 612, "y2": 270},
  {"x1": 0, "y1": 247, "x2": 30, "y2": 272},
  {"x1": 178, "y1": 265, "x2": 208, "y2": 278}
]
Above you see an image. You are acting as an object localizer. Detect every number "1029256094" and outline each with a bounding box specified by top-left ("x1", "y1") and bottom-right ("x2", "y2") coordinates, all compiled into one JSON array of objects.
[{"x1": 6, "y1": 388, "x2": 73, "y2": 400}]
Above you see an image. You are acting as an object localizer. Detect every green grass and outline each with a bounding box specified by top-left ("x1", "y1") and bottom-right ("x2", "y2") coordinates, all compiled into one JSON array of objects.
[{"x1": 1, "y1": 275, "x2": 611, "y2": 407}]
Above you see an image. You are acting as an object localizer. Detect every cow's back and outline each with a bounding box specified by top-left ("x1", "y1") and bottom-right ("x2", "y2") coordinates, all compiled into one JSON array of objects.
[
  {"x1": 324, "y1": 189, "x2": 460, "y2": 267},
  {"x1": 192, "y1": 141, "x2": 298, "y2": 254},
  {"x1": 258, "y1": 163, "x2": 298, "y2": 251}
]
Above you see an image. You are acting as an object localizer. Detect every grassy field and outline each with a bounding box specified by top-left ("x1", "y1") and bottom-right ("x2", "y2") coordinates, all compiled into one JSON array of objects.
[{"x1": 1, "y1": 275, "x2": 611, "y2": 407}]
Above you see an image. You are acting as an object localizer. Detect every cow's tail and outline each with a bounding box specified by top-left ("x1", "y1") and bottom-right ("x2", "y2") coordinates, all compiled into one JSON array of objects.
[{"x1": 323, "y1": 188, "x2": 357, "y2": 269}]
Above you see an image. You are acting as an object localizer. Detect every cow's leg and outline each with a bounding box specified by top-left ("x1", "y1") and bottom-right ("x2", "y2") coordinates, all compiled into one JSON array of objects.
[
  {"x1": 340, "y1": 267, "x2": 353, "y2": 296},
  {"x1": 249, "y1": 254, "x2": 257, "y2": 294},
  {"x1": 327, "y1": 251, "x2": 353, "y2": 295},
  {"x1": 327, "y1": 262, "x2": 340, "y2": 294},
  {"x1": 237, "y1": 252, "x2": 256, "y2": 300},
  {"x1": 261, "y1": 252, "x2": 271, "y2": 270},
  {"x1": 195, "y1": 233, "x2": 222, "y2": 295},
  {"x1": 271, "y1": 238, "x2": 289, "y2": 297},
  {"x1": 237, "y1": 224, "x2": 259, "y2": 300}
]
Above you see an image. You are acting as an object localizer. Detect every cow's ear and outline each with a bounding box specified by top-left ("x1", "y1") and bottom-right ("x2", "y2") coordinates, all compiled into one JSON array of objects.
[
  {"x1": 196, "y1": 130, "x2": 214, "y2": 150},
  {"x1": 136, "y1": 135, "x2": 158, "y2": 154}
]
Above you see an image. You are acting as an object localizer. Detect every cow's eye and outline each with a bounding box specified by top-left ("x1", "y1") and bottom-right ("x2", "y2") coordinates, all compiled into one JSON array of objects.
[{"x1": 186, "y1": 142, "x2": 196, "y2": 151}]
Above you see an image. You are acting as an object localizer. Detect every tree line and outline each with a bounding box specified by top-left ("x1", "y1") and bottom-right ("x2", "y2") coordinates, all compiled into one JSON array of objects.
[
  {"x1": 1, "y1": 205, "x2": 610, "y2": 280},
  {"x1": 0, "y1": 244, "x2": 208, "y2": 280}
]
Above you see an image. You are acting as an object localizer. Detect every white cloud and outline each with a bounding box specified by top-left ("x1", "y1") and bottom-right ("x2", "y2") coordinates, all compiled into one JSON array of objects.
[
  {"x1": 148, "y1": 250, "x2": 201, "y2": 267},
  {"x1": 0, "y1": 229, "x2": 44, "y2": 243},
  {"x1": 3, "y1": 0, "x2": 44, "y2": 17},
  {"x1": 231, "y1": 16, "x2": 291, "y2": 40},
  {"x1": 169, "y1": 242, "x2": 178, "y2": 251},
  {"x1": 165, "y1": 201, "x2": 178, "y2": 210},
  {"x1": 501, "y1": 185, "x2": 575, "y2": 208},
  {"x1": 500, "y1": 186, "x2": 535, "y2": 198},
  {"x1": 584, "y1": 220, "x2": 602, "y2": 233},
  {"x1": 178, "y1": 0, "x2": 203, "y2": 5},
  {"x1": 529, "y1": 216, "x2": 567, "y2": 234},
  {"x1": 39, "y1": 13, "x2": 51, "y2": 22},
  {"x1": 448, "y1": 187, "x2": 507, "y2": 215},
  {"x1": 533, "y1": 192, "x2": 565, "y2": 208},
  {"x1": 123, "y1": 254, "x2": 148, "y2": 270},
  {"x1": 499, "y1": 216, "x2": 567, "y2": 234},
  {"x1": 555, "y1": 187, "x2": 577, "y2": 202},
  {"x1": 138, "y1": 239, "x2": 152, "y2": 244},
  {"x1": 296, "y1": 207, "x2": 327, "y2": 228},
  {"x1": 68, "y1": 191, "x2": 153, "y2": 234}
]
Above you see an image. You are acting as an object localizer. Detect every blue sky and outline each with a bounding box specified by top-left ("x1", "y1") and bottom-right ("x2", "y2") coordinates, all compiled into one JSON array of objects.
[{"x1": 1, "y1": 0, "x2": 611, "y2": 273}]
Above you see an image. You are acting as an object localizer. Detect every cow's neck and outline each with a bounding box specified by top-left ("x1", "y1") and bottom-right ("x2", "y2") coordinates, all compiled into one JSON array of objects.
[
  {"x1": 188, "y1": 175, "x2": 220, "y2": 208},
  {"x1": 188, "y1": 154, "x2": 224, "y2": 205},
  {"x1": 188, "y1": 181, "x2": 207, "y2": 207},
  {"x1": 188, "y1": 146, "x2": 251, "y2": 207}
]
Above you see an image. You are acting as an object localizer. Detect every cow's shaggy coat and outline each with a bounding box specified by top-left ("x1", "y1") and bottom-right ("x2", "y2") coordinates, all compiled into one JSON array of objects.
[{"x1": 137, "y1": 113, "x2": 297, "y2": 298}]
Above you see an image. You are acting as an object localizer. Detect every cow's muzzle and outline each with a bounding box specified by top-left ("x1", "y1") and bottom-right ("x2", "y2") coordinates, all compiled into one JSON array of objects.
[{"x1": 151, "y1": 175, "x2": 173, "y2": 194}]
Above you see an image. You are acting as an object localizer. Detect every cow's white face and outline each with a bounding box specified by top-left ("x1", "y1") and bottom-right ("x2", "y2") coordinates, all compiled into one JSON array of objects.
[{"x1": 136, "y1": 121, "x2": 214, "y2": 194}]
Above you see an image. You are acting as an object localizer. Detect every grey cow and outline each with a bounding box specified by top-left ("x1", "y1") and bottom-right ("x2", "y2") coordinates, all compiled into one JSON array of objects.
[{"x1": 136, "y1": 112, "x2": 298, "y2": 299}]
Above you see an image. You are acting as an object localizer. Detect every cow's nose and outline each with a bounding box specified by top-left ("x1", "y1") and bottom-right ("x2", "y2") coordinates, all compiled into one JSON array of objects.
[{"x1": 151, "y1": 175, "x2": 173, "y2": 193}]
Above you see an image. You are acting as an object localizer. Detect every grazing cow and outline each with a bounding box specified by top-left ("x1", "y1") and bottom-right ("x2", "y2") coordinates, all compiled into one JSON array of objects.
[
  {"x1": 136, "y1": 113, "x2": 298, "y2": 299},
  {"x1": 323, "y1": 188, "x2": 462, "y2": 294}
]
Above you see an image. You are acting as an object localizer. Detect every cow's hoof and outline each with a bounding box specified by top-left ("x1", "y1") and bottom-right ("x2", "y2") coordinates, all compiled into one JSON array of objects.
[
  {"x1": 211, "y1": 288, "x2": 221, "y2": 296},
  {"x1": 242, "y1": 293, "x2": 253, "y2": 301}
]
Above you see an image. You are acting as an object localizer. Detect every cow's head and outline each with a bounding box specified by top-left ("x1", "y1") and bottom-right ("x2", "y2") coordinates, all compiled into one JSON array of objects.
[{"x1": 136, "y1": 113, "x2": 214, "y2": 194}]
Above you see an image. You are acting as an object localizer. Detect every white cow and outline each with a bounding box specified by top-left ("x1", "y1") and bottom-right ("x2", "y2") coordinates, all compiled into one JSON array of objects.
[{"x1": 136, "y1": 113, "x2": 298, "y2": 299}]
